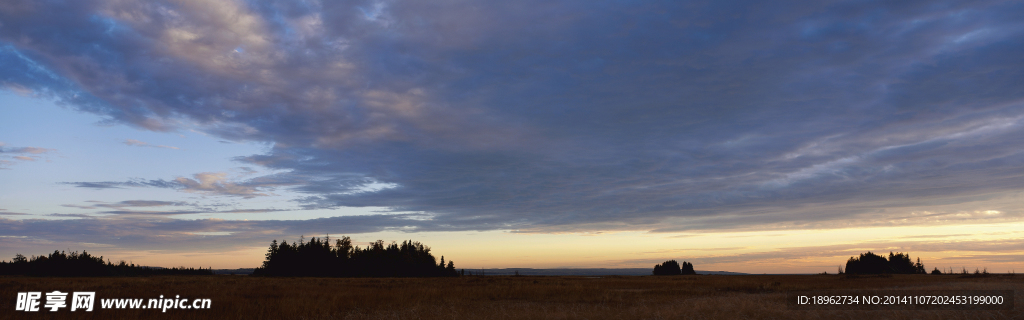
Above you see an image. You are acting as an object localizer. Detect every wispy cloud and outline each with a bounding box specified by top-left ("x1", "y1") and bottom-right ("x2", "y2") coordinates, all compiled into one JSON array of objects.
[
  {"x1": 0, "y1": 213, "x2": 439, "y2": 252},
  {"x1": 63, "y1": 200, "x2": 186, "y2": 210},
  {"x1": 46, "y1": 213, "x2": 96, "y2": 218},
  {"x1": 63, "y1": 172, "x2": 302, "y2": 198},
  {"x1": 0, "y1": 144, "x2": 55, "y2": 167},
  {"x1": 62, "y1": 180, "x2": 179, "y2": 190},
  {"x1": 59, "y1": 200, "x2": 291, "y2": 216},
  {"x1": 172, "y1": 172, "x2": 267, "y2": 198},
  {"x1": 0, "y1": 146, "x2": 55, "y2": 154},
  {"x1": 98, "y1": 210, "x2": 213, "y2": 215},
  {"x1": 0, "y1": 209, "x2": 29, "y2": 216},
  {"x1": 123, "y1": 139, "x2": 179, "y2": 150}
]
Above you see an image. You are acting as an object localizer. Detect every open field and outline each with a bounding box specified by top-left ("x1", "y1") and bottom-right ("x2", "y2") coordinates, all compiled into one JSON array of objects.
[{"x1": 1, "y1": 274, "x2": 1020, "y2": 319}]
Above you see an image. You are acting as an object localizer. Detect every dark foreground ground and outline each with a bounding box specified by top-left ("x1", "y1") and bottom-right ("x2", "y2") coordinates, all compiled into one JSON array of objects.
[{"x1": 0, "y1": 274, "x2": 1020, "y2": 319}]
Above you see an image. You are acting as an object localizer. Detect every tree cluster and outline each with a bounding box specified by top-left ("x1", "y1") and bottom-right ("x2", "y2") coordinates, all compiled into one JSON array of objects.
[
  {"x1": 0, "y1": 250, "x2": 212, "y2": 276},
  {"x1": 652, "y1": 260, "x2": 696, "y2": 275},
  {"x1": 844, "y1": 251, "x2": 925, "y2": 274},
  {"x1": 252, "y1": 236, "x2": 459, "y2": 277}
]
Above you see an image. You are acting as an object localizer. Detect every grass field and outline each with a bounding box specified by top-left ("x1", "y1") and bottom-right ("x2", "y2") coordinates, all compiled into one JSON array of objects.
[{"x1": 1, "y1": 274, "x2": 1020, "y2": 319}]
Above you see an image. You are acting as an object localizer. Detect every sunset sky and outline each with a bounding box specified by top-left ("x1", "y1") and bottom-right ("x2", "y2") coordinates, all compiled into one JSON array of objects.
[{"x1": 2, "y1": 0, "x2": 1023, "y2": 274}]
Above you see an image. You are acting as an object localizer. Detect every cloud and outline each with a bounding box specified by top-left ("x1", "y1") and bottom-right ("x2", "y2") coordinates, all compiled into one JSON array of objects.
[
  {"x1": 96, "y1": 208, "x2": 291, "y2": 215},
  {"x1": 0, "y1": 146, "x2": 55, "y2": 154},
  {"x1": 61, "y1": 204, "x2": 98, "y2": 210},
  {"x1": 98, "y1": 210, "x2": 211, "y2": 215},
  {"x1": 46, "y1": 213, "x2": 96, "y2": 218},
  {"x1": 4, "y1": 0, "x2": 1024, "y2": 234},
  {"x1": 0, "y1": 209, "x2": 29, "y2": 216},
  {"x1": 0, "y1": 213, "x2": 445, "y2": 252},
  {"x1": 58, "y1": 199, "x2": 291, "y2": 216},
  {"x1": 103, "y1": 200, "x2": 185, "y2": 207},
  {"x1": 62, "y1": 180, "x2": 180, "y2": 189},
  {"x1": 63, "y1": 200, "x2": 186, "y2": 210},
  {"x1": 172, "y1": 172, "x2": 268, "y2": 198},
  {"x1": 219, "y1": 208, "x2": 288, "y2": 214},
  {"x1": 237, "y1": 166, "x2": 258, "y2": 175},
  {"x1": 0, "y1": 144, "x2": 55, "y2": 167},
  {"x1": 62, "y1": 182, "x2": 124, "y2": 189},
  {"x1": 67, "y1": 170, "x2": 314, "y2": 199},
  {"x1": 123, "y1": 139, "x2": 179, "y2": 149}
]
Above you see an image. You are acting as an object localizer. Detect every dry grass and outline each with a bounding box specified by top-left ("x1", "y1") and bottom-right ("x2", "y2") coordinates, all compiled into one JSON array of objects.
[{"x1": 0, "y1": 274, "x2": 1020, "y2": 319}]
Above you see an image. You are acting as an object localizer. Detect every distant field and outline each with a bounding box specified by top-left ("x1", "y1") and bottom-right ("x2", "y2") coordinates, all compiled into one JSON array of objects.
[{"x1": 1, "y1": 274, "x2": 1020, "y2": 319}]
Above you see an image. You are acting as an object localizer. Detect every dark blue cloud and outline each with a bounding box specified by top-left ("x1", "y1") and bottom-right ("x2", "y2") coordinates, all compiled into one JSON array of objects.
[
  {"x1": 4, "y1": 0, "x2": 1024, "y2": 232},
  {"x1": 64, "y1": 172, "x2": 306, "y2": 198},
  {"x1": 58, "y1": 199, "x2": 293, "y2": 216},
  {"x1": 63, "y1": 180, "x2": 180, "y2": 190},
  {"x1": 0, "y1": 213, "x2": 467, "y2": 252}
]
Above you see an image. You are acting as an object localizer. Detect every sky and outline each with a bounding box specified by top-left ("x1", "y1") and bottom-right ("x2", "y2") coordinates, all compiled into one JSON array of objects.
[{"x1": 1, "y1": 0, "x2": 1023, "y2": 274}]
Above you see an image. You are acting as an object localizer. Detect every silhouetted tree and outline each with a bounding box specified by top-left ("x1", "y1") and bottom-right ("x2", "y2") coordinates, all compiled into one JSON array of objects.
[
  {"x1": 844, "y1": 251, "x2": 926, "y2": 274},
  {"x1": 653, "y1": 260, "x2": 681, "y2": 275},
  {"x1": 0, "y1": 250, "x2": 212, "y2": 276},
  {"x1": 253, "y1": 236, "x2": 460, "y2": 277},
  {"x1": 681, "y1": 261, "x2": 696, "y2": 275}
]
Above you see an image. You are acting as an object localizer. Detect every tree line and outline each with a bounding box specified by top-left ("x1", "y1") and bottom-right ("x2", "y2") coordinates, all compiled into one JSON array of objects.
[
  {"x1": 0, "y1": 250, "x2": 213, "y2": 276},
  {"x1": 843, "y1": 251, "x2": 925, "y2": 274},
  {"x1": 652, "y1": 260, "x2": 696, "y2": 275},
  {"x1": 252, "y1": 236, "x2": 460, "y2": 277}
]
